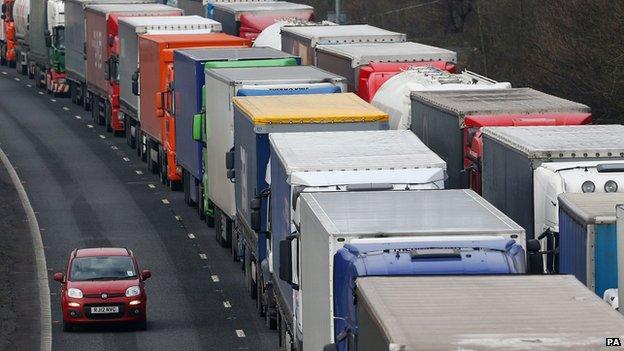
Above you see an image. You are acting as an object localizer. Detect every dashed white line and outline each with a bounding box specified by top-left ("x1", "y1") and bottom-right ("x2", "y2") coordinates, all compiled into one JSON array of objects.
[
  {"x1": 50, "y1": 99, "x2": 56, "y2": 102},
  {"x1": 135, "y1": 170, "x2": 143, "y2": 175},
  {"x1": 236, "y1": 330, "x2": 246, "y2": 338},
  {"x1": 223, "y1": 301, "x2": 231, "y2": 308},
  {"x1": 147, "y1": 184, "x2": 155, "y2": 189},
  {"x1": 187, "y1": 233, "x2": 195, "y2": 239},
  {"x1": 87, "y1": 124, "x2": 93, "y2": 129},
  {"x1": 99, "y1": 135, "x2": 106, "y2": 139},
  {"x1": 26, "y1": 84, "x2": 32, "y2": 87},
  {"x1": 14, "y1": 77, "x2": 20, "y2": 81},
  {"x1": 63, "y1": 107, "x2": 70, "y2": 111},
  {"x1": 161, "y1": 199, "x2": 170, "y2": 204},
  {"x1": 111, "y1": 145, "x2": 118, "y2": 150},
  {"x1": 199, "y1": 253, "x2": 207, "y2": 260},
  {"x1": 211, "y1": 275, "x2": 220, "y2": 283},
  {"x1": 1, "y1": 71, "x2": 7, "y2": 75},
  {"x1": 123, "y1": 157, "x2": 130, "y2": 162},
  {"x1": 38, "y1": 91, "x2": 44, "y2": 95},
  {"x1": 74, "y1": 115, "x2": 82, "y2": 119},
  {"x1": 174, "y1": 215, "x2": 181, "y2": 221}
]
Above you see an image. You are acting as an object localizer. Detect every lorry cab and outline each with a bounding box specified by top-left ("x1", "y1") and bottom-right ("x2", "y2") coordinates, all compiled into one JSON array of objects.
[{"x1": 332, "y1": 236, "x2": 526, "y2": 351}]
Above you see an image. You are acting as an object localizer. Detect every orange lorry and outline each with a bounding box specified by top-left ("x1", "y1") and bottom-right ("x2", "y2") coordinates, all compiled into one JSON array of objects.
[
  {"x1": 0, "y1": 0, "x2": 15, "y2": 67},
  {"x1": 137, "y1": 32, "x2": 249, "y2": 187}
]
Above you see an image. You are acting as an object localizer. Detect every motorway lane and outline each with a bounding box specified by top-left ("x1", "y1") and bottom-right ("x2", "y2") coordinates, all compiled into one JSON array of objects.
[{"x1": 0, "y1": 70, "x2": 278, "y2": 350}]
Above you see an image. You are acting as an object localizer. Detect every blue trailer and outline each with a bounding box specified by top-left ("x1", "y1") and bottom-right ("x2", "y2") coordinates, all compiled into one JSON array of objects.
[
  {"x1": 332, "y1": 236, "x2": 525, "y2": 351},
  {"x1": 172, "y1": 47, "x2": 299, "y2": 216},
  {"x1": 558, "y1": 192, "x2": 624, "y2": 297},
  {"x1": 231, "y1": 94, "x2": 389, "y2": 327}
]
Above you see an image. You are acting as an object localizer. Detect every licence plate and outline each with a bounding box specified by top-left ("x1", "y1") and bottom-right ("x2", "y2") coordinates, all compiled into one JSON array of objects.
[{"x1": 91, "y1": 306, "x2": 119, "y2": 314}]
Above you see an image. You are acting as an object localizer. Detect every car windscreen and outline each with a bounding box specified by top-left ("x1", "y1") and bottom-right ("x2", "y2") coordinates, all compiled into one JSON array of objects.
[{"x1": 70, "y1": 256, "x2": 137, "y2": 281}]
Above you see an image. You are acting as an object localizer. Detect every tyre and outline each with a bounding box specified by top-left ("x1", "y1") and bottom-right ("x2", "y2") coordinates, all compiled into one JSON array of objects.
[
  {"x1": 105, "y1": 103, "x2": 113, "y2": 133},
  {"x1": 28, "y1": 65, "x2": 34, "y2": 79},
  {"x1": 135, "y1": 319, "x2": 147, "y2": 331},
  {"x1": 8, "y1": 60, "x2": 16, "y2": 68},
  {"x1": 214, "y1": 209, "x2": 225, "y2": 246},
  {"x1": 62, "y1": 320, "x2": 73, "y2": 332}
]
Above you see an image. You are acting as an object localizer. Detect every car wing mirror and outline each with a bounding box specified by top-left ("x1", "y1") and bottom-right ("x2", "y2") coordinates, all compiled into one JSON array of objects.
[
  {"x1": 53, "y1": 272, "x2": 65, "y2": 283},
  {"x1": 141, "y1": 269, "x2": 151, "y2": 280}
]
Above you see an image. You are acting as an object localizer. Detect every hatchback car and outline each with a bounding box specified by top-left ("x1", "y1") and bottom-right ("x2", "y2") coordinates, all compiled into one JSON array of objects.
[{"x1": 54, "y1": 248, "x2": 151, "y2": 331}]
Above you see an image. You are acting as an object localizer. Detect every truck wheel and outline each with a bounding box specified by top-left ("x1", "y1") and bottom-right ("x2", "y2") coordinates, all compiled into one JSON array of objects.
[
  {"x1": 105, "y1": 104, "x2": 113, "y2": 133},
  {"x1": 231, "y1": 226, "x2": 238, "y2": 261},
  {"x1": 183, "y1": 170, "x2": 191, "y2": 205},
  {"x1": 215, "y1": 209, "x2": 225, "y2": 247},
  {"x1": 8, "y1": 60, "x2": 15, "y2": 68},
  {"x1": 198, "y1": 186, "x2": 207, "y2": 221},
  {"x1": 28, "y1": 65, "x2": 34, "y2": 79},
  {"x1": 264, "y1": 284, "x2": 277, "y2": 330}
]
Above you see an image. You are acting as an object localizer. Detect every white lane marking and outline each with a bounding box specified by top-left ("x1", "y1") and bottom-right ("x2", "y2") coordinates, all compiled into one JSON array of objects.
[
  {"x1": 38, "y1": 91, "x2": 44, "y2": 95},
  {"x1": 187, "y1": 233, "x2": 195, "y2": 239},
  {"x1": 223, "y1": 301, "x2": 231, "y2": 308},
  {"x1": 74, "y1": 115, "x2": 82, "y2": 120},
  {"x1": 0, "y1": 148, "x2": 52, "y2": 351},
  {"x1": 174, "y1": 215, "x2": 181, "y2": 221},
  {"x1": 1, "y1": 71, "x2": 6, "y2": 75},
  {"x1": 14, "y1": 77, "x2": 19, "y2": 81},
  {"x1": 135, "y1": 170, "x2": 143, "y2": 175},
  {"x1": 199, "y1": 253, "x2": 207, "y2": 260},
  {"x1": 211, "y1": 275, "x2": 220, "y2": 283},
  {"x1": 26, "y1": 84, "x2": 32, "y2": 87},
  {"x1": 63, "y1": 107, "x2": 70, "y2": 111},
  {"x1": 161, "y1": 198, "x2": 170, "y2": 204},
  {"x1": 99, "y1": 135, "x2": 106, "y2": 139},
  {"x1": 111, "y1": 145, "x2": 118, "y2": 150},
  {"x1": 87, "y1": 124, "x2": 93, "y2": 129},
  {"x1": 147, "y1": 184, "x2": 155, "y2": 189},
  {"x1": 122, "y1": 157, "x2": 130, "y2": 162},
  {"x1": 50, "y1": 99, "x2": 56, "y2": 102},
  {"x1": 236, "y1": 330, "x2": 246, "y2": 338}
]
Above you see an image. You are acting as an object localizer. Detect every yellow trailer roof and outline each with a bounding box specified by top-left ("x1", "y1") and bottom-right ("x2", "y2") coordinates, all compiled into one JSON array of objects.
[{"x1": 232, "y1": 93, "x2": 389, "y2": 125}]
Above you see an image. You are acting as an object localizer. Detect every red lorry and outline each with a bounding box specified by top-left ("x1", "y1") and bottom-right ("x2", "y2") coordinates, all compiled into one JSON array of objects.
[{"x1": 0, "y1": 0, "x2": 15, "y2": 67}]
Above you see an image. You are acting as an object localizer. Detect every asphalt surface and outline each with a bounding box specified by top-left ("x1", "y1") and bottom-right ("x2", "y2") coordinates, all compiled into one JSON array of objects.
[{"x1": 0, "y1": 69, "x2": 278, "y2": 350}]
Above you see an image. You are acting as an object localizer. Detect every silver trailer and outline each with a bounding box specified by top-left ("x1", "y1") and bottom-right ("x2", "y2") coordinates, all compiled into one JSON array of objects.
[
  {"x1": 282, "y1": 189, "x2": 526, "y2": 350},
  {"x1": 315, "y1": 42, "x2": 457, "y2": 92},
  {"x1": 618, "y1": 205, "x2": 624, "y2": 315},
  {"x1": 281, "y1": 24, "x2": 406, "y2": 65},
  {"x1": 118, "y1": 15, "x2": 221, "y2": 121},
  {"x1": 356, "y1": 275, "x2": 624, "y2": 351},
  {"x1": 65, "y1": 0, "x2": 155, "y2": 106}
]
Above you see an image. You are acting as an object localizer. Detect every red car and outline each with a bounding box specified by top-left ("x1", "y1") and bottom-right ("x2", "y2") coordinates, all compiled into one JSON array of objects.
[{"x1": 53, "y1": 248, "x2": 151, "y2": 331}]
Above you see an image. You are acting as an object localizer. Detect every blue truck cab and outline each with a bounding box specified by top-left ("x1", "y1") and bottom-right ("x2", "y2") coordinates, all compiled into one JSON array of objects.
[{"x1": 332, "y1": 236, "x2": 525, "y2": 351}]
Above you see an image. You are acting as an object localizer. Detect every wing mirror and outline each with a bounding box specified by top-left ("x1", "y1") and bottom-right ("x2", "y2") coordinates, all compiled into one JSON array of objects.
[
  {"x1": 141, "y1": 269, "x2": 152, "y2": 280},
  {"x1": 53, "y1": 272, "x2": 65, "y2": 283},
  {"x1": 132, "y1": 71, "x2": 139, "y2": 96}
]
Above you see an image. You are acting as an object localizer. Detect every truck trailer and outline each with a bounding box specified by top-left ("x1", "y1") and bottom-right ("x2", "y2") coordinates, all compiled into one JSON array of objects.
[
  {"x1": 558, "y1": 192, "x2": 624, "y2": 297},
  {"x1": 0, "y1": 0, "x2": 13, "y2": 66},
  {"x1": 84, "y1": 3, "x2": 183, "y2": 133},
  {"x1": 345, "y1": 275, "x2": 624, "y2": 351},
  {"x1": 315, "y1": 42, "x2": 457, "y2": 101},
  {"x1": 118, "y1": 15, "x2": 222, "y2": 147},
  {"x1": 137, "y1": 32, "x2": 248, "y2": 183},
  {"x1": 372, "y1": 66, "x2": 511, "y2": 130},
  {"x1": 481, "y1": 125, "x2": 624, "y2": 273},
  {"x1": 281, "y1": 25, "x2": 406, "y2": 65},
  {"x1": 173, "y1": 47, "x2": 299, "y2": 214},
  {"x1": 210, "y1": 1, "x2": 313, "y2": 41},
  {"x1": 277, "y1": 189, "x2": 528, "y2": 350},
  {"x1": 203, "y1": 65, "x2": 346, "y2": 250},
  {"x1": 231, "y1": 98, "x2": 390, "y2": 330},
  {"x1": 411, "y1": 88, "x2": 591, "y2": 190},
  {"x1": 11, "y1": 0, "x2": 26, "y2": 74}
]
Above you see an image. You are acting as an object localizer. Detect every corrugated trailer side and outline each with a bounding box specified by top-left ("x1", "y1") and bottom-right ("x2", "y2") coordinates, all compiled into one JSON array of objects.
[{"x1": 27, "y1": 0, "x2": 47, "y2": 65}]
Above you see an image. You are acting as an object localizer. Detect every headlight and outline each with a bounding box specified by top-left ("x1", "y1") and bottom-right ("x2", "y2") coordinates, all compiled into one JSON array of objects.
[
  {"x1": 605, "y1": 180, "x2": 618, "y2": 193},
  {"x1": 581, "y1": 180, "x2": 595, "y2": 193},
  {"x1": 125, "y1": 286, "x2": 141, "y2": 297},
  {"x1": 67, "y1": 288, "x2": 83, "y2": 299}
]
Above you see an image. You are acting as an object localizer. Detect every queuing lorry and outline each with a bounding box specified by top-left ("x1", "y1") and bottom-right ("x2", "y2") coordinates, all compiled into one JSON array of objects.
[
  {"x1": 315, "y1": 42, "x2": 457, "y2": 101},
  {"x1": 210, "y1": 1, "x2": 313, "y2": 41},
  {"x1": 26, "y1": 0, "x2": 67, "y2": 94},
  {"x1": 410, "y1": 88, "x2": 591, "y2": 191},
  {"x1": 118, "y1": 15, "x2": 222, "y2": 146},
  {"x1": 204, "y1": 0, "x2": 269, "y2": 19},
  {"x1": 558, "y1": 192, "x2": 624, "y2": 296},
  {"x1": 372, "y1": 66, "x2": 511, "y2": 130},
  {"x1": 481, "y1": 125, "x2": 624, "y2": 273},
  {"x1": 65, "y1": 0, "x2": 156, "y2": 108},
  {"x1": 203, "y1": 65, "x2": 346, "y2": 249},
  {"x1": 281, "y1": 25, "x2": 406, "y2": 65},
  {"x1": 137, "y1": 33, "x2": 248, "y2": 183},
  {"x1": 231, "y1": 99, "x2": 390, "y2": 327},
  {"x1": 173, "y1": 47, "x2": 299, "y2": 213},
  {"x1": 84, "y1": 4, "x2": 183, "y2": 133},
  {"x1": 0, "y1": 0, "x2": 10, "y2": 66},
  {"x1": 11, "y1": 0, "x2": 26, "y2": 74},
  {"x1": 328, "y1": 275, "x2": 624, "y2": 351},
  {"x1": 276, "y1": 189, "x2": 528, "y2": 350}
]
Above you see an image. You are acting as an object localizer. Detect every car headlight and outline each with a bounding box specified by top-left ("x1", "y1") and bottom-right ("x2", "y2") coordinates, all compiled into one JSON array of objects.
[
  {"x1": 581, "y1": 180, "x2": 595, "y2": 193},
  {"x1": 605, "y1": 180, "x2": 618, "y2": 193},
  {"x1": 125, "y1": 286, "x2": 141, "y2": 297},
  {"x1": 67, "y1": 288, "x2": 83, "y2": 299}
]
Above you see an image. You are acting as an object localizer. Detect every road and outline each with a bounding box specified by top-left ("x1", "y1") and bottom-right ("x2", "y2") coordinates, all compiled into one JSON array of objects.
[{"x1": 0, "y1": 69, "x2": 278, "y2": 350}]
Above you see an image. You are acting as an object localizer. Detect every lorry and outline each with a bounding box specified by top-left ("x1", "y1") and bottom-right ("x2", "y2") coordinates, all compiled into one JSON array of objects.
[
  {"x1": 11, "y1": 0, "x2": 26, "y2": 74},
  {"x1": 410, "y1": 88, "x2": 591, "y2": 191},
  {"x1": 314, "y1": 42, "x2": 457, "y2": 101},
  {"x1": 137, "y1": 32, "x2": 249, "y2": 186},
  {"x1": 558, "y1": 192, "x2": 624, "y2": 296},
  {"x1": 118, "y1": 15, "x2": 222, "y2": 147},
  {"x1": 84, "y1": 4, "x2": 183, "y2": 133},
  {"x1": 203, "y1": 65, "x2": 346, "y2": 251},
  {"x1": 618, "y1": 205, "x2": 624, "y2": 315},
  {"x1": 64, "y1": 0, "x2": 156, "y2": 109},
  {"x1": 276, "y1": 189, "x2": 529, "y2": 350},
  {"x1": 372, "y1": 66, "x2": 511, "y2": 130},
  {"x1": 26, "y1": 0, "x2": 67, "y2": 94},
  {"x1": 210, "y1": 1, "x2": 313, "y2": 41},
  {"x1": 329, "y1": 275, "x2": 624, "y2": 351},
  {"x1": 204, "y1": 0, "x2": 268, "y2": 20},
  {"x1": 173, "y1": 47, "x2": 299, "y2": 213},
  {"x1": 281, "y1": 24, "x2": 406, "y2": 65},
  {"x1": 231, "y1": 99, "x2": 390, "y2": 328},
  {"x1": 481, "y1": 125, "x2": 624, "y2": 273}
]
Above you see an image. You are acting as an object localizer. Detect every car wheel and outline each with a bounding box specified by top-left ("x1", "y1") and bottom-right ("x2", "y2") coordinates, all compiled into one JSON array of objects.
[
  {"x1": 135, "y1": 319, "x2": 147, "y2": 331},
  {"x1": 62, "y1": 320, "x2": 73, "y2": 332}
]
